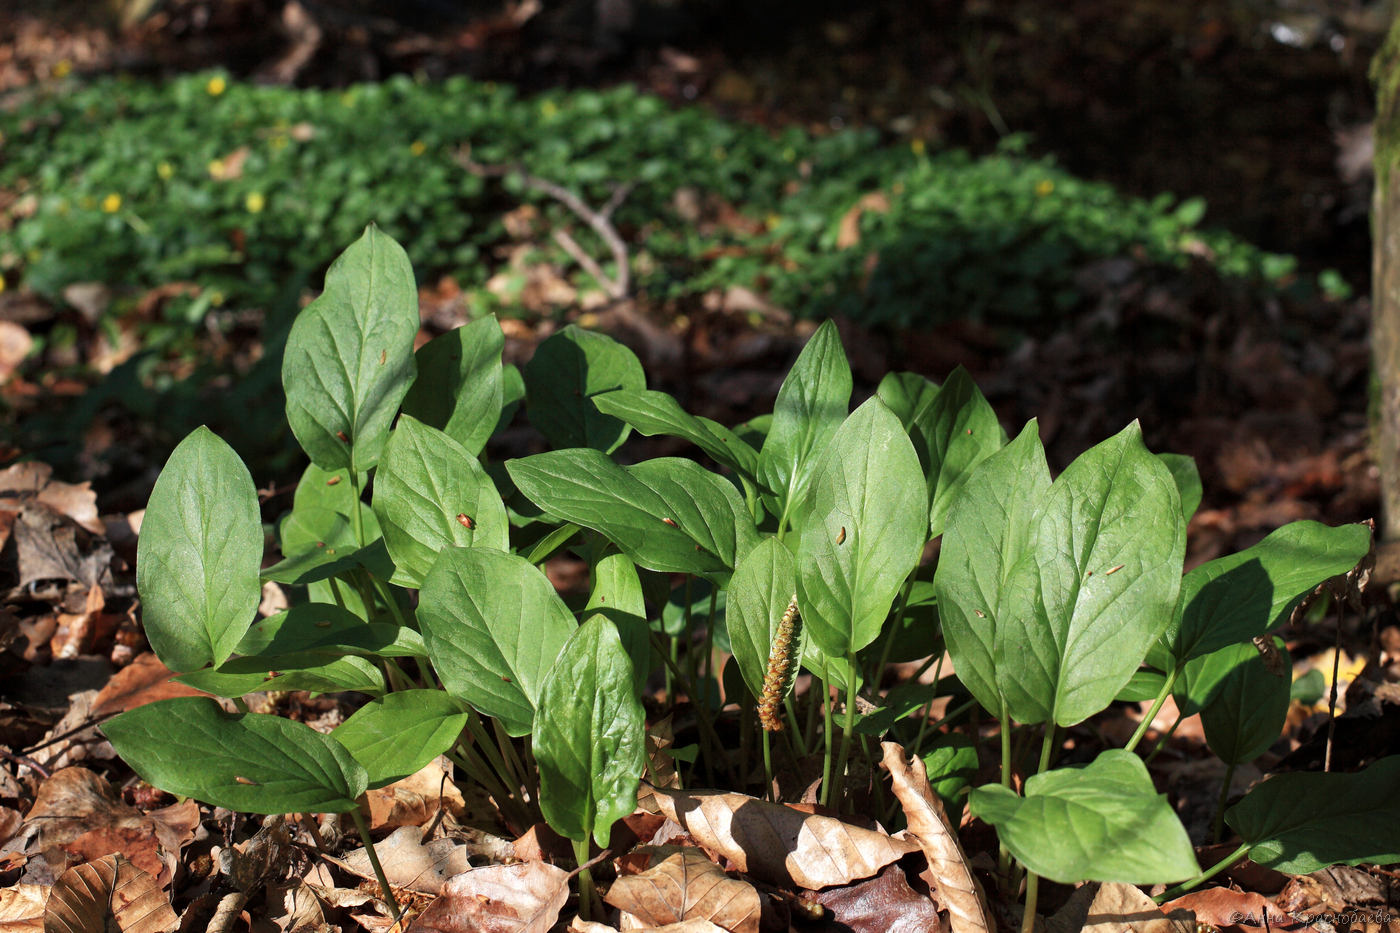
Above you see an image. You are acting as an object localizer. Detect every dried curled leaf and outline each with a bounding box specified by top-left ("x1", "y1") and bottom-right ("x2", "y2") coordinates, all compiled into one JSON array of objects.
[
  {"x1": 405, "y1": 861, "x2": 570, "y2": 933},
  {"x1": 43, "y1": 854, "x2": 178, "y2": 933},
  {"x1": 607, "y1": 846, "x2": 760, "y2": 933},
  {"x1": 880, "y1": 742, "x2": 992, "y2": 933},
  {"x1": 643, "y1": 785, "x2": 917, "y2": 889}
]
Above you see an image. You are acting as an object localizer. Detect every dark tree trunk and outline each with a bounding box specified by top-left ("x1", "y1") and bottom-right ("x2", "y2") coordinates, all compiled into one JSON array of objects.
[{"x1": 1372, "y1": 13, "x2": 1400, "y2": 540}]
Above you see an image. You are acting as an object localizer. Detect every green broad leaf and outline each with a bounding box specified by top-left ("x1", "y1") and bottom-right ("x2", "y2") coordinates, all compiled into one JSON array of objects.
[
  {"x1": 282, "y1": 225, "x2": 419, "y2": 474},
  {"x1": 757, "y1": 320, "x2": 852, "y2": 515},
  {"x1": 1163, "y1": 521, "x2": 1371, "y2": 665},
  {"x1": 292, "y1": 463, "x2": 364, "y2": 517},
  {"x1": 801, "y1": 643, "x2": 858, "y2": 693},
  {"x1": 332, "y1": 690, "x2": 469, "y2": 789},
  {"x1": 523, "y1": 522, "x2": 582, "y2": 565},
  {"x1": 592, "y1": 388, "x2": 759, "y2": 479},
  {"x1": 969, "y1": 750, "x2": 1198, "y2": 884},
  {"x1": 876, "y1": 371, "x2": 940, "y2": 432},
  {"x1": 1157, "y1": 453, "x2": 1202, "y2": 522},
  {"x1": 1291, "y1": 668, "x2": 1326, "y2": 704},
  {"x1": 1227, "y1": 756, "x2": 1400, "y2": 874},
  {"x1": 235, "y1": 603, "x2": 426, "y2": 659},
  {"x1": 933, "y1": 421, "x2": 1051, "y2": 718},
  {"x1": 1195, "y1": 638, "x2": 1291, "y2": 765},
  {"x1": 176, "y1": 653, "x2": 385, "y2": 698},
  {"x1": 498, "y1": 362, "x2": 525, "y2": 433},
  {"x1": 870, "y1": 580, "x2": 942, "y2": 665},
  {"x1": 417, "y1": 547, "x2": 576, "y2": 736},
  {"x1": 137, "y1": 427, "x2": 262, "y2": 674},
  {"x1": 1115, "y1": 669, "x2": 1169, "y2": 703},
  {"x1": 372, "y1": 416, "x2": 509, "y2": 587},
  {"x1": 534, "y1": 615, "x2": 647, "y2": 848},
  {"x1": 913, "y1": 366, "x2": 1004, "y2": 538},
  {"x1": 726, "y1": 537, "x2": 799, "y2": 702},
  {"x1": 998, "y1": 421, "x2": 1186, "y2": 727},
  {"x1": 921, "y1": 734, "x2": 979, "y2": 816},
  {"x1": 506, "y1": 451, "x2": 757, "y2": 579},
  {"x1": 796, "y1": 398, "x2": 926, "y2": 659},
  {"x1": 264, "y1": 507, "x2": 391, "y2": 584},
  {"x1": 523, "y1": 325, "x2": 645, "y2": 453},
  {"x1": 103, "y1": 697, "x2": 369, "y2": 814},
  {"x1": 585, "y1": 552, "x2": 653, "y2": 696},
  {"x1": 400, "y1": 315, "x2": 505, "y2": 456}
]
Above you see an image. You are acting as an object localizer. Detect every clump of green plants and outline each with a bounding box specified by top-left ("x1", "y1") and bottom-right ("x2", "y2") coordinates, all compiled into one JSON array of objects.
[
  {"x1": 0, "y1": 71, "x2": 1339, "y2": 332},
  {"x1": 103, "y1": 228, "x2": 1392, "y2": 926}
]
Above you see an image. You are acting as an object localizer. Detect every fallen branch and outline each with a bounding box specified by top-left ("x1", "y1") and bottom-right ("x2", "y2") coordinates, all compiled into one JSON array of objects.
[{"x1": 456, "y1": 151, "x2": 633, "y2": 300}]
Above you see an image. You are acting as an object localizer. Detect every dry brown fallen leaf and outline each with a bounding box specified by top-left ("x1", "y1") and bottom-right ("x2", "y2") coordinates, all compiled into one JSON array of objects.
[
  {"x1": 43, "y1": 853, "x2": 178, "y2": 933},
  {"x1": 0, "y1": 884, "x2": 46, "y2": 933},
  {"x1": 643, "y1": 785, "x2": 918, "y2": 890},
  {"x1": 809, "y1": 862, "x2": 945, "y2": 933},
  {"x1": 607, "y1": 845, "x2": 761, "y2": 933},
  {"x1": 879, "y1": 742, "x2": 992, "y2": 933},
  {"x1": 343, "y1": 825, "x2": 474, "y2": 895},
  {"x1": 405, "y1": 861, "x2": 570, "y2": 933},
  {"x1": 1049, "y1": 882, "x2": 1196, "y2": 933},
  {"x1": 363, "y1": 757, "x2": 466, "y2": 831},
  {"x1": 20, "y1": 768, "x2": 189, "y2": 887},
  {"x1": 1160, "y1": 887, "x2": 1302, "y2": 932},
  {"x1": 89, "y1": 652, "x2": 207, "y2": 718}
]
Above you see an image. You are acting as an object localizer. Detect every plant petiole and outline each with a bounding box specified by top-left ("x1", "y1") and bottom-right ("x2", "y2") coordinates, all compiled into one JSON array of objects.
[
  {"x1": 1155, "y1": 842, "x2": 1252, "y2": 903},
  {"x1": 1124, "y1": 664, "x2": 1180, "y2": 755},
  {"x1": 350, "y1": 806, "x2": 402, "y2": 923}
]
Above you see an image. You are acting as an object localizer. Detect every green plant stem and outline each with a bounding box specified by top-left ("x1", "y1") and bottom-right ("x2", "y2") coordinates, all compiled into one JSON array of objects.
[
  {"x1": 1021, "y1": 872, "x2": 1040, "y2": 933},
  {"x1": 348, "y1": 472, "x2": 367, "y2": 548},
  {"x1": 819, "y1": 679, "x2": 836, "y2": 808},
  {"x1": 761, "y1": 730, "x2": 774, "y2": 801},
  {"x1": 326, "y1": 576, "x2": 349, "y2": 611},
  {"x1": 910, "y1": 653, "x2": 948, "y2": 756},
  {"x1": 802, "y1": 689, "x2": 821, "y2": 752},
  {"x1": 350, "y1": 806, "x2": 402, "y2": 923},
  {"x1": 1211, "y1": 761, "x2": 1237, "y2": 845},
  {"x1": 649, "y1": 632, "x2": 735, "y2": 787},
  {"x1": 912, "y1": 698, "x2": 976, "y2": 759},
  {"x1": 371, "y1": 575, "x2": 411, "y2": 630},
  {"x1": 573, "y1": 837, "x2": 601, "y2": 920},
  {"x1": 683, "y1": 575, "x2": 696, "y2": 688},
  {"x1": 997, "y1": 705, "x2": 1013, "y2": 887},
  {"x1": 1144, "y1": 713, "x2": 1184, "y2": 765},
  {"x1": 1155, "y1": 842, "x2": 1252, "y2": 903},
  {"x1": 872, "y1": 577, "x2": 917, "y2": 683},
  {"x1": 703, "y1": 586, "x2": 719, "y2": 685},
  {"x1": 784, "y1": 695, "x2": 810, "y2": 758},
  {"x1": 1124, "y1": 664, "x2": 1180, "y2": 754},
  {"x1": 1037, "y1": 724, "x2": 1056, "y2": 774},
  {"x1": 831, "y1": 652, "x2": 859, "y2": 812},
  {"x1": 446, "y1": 745, "x2": 520, "y2": 822},
  {"x1": 466, "y1": 712, "x2": 521, "y2": 798},
  {"x1": 494, "y1": 718, "x2": 538, "y2": 806}
]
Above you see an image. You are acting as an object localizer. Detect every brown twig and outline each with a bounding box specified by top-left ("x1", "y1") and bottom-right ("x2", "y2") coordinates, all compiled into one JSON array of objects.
[{"x1": 456, "y1": 151, "x2": 633, "y2": 300}]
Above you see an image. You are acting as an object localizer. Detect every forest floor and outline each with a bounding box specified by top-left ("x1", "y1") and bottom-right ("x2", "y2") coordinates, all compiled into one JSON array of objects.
[{"x1": 2, "y1": 2, "x2": 1399, "y2": 932}]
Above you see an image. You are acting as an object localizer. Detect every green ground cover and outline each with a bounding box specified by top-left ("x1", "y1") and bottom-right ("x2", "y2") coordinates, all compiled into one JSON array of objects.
[{"x1": 0, "y1": 70, "x2": 1337, "y2": 335}]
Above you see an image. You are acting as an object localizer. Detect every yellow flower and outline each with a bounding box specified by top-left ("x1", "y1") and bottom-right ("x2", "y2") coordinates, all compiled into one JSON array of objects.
[
  {"x1": 910, "y1": 138, "x2": 926, "y2": 156},
  {"x1": 208, "y1": 159, "x2": 225, "y2": 179},
  {"x1": 245, "y1": 192, "x2": 266, "y2": 213},
  {"x1": 1035, "y1": 179, "x2": 1055, "y2": 197},
  {"x1": 157, "y1": 161, "x2": 174, "y2": 180},
  {"x1": 52, "y1": 59, "x2": 73, "y2": 79},
  {"x1": 101, "y1": 193, "x2": 122, "y2": 213},
  {"x1": 206, "y1": 75, "x2": 227, "y2": 96},
  {"x1": 410, "y1": 140, "x2": 427, "y2": 157}
]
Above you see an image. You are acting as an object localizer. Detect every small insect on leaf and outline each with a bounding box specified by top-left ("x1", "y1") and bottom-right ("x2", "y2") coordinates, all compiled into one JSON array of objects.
[
  {"x1": 335, "y1": 430, "x2": 350, "y2": 443},
  {"x1": 1105, "y1": 564, "x2": 1125, "y2": 575},
  {"x1": 662, "y1": 517, "x2": 678, "y2": 527},
  {"x1": 974, "y1": 609, "x2": 986, "y2": 618},
  {"x1": 325, "y1": 476, "x2": 341, "y2": 486},
  {"x1": 315, "y1": 621, "x2": 332, "y2": 628},
  {"x1": 501, "y1": 675, "x2": 512, "y2": 683},
  {"x1": 836, "y1": 526, "x2": 847, "y2": 545},
  {"x1": 456, "y1": 513, "x2": 475, "y2": 530},
  {"x1": 966, "y1": 428, "x2": 973, "y2": 435},
  {"x1": 379, "y1": 349, "x2": 387, "y2": 365},
  {"x1": 1252, "y1": 634, "x2": 1287, "y2": 677},
  {"x1": 234, "y1": 776, "x2": 259, "y2": 786}
]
